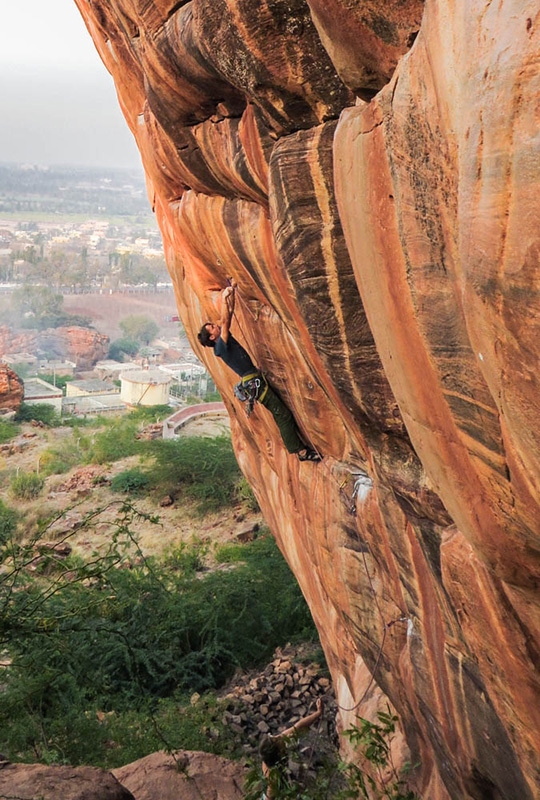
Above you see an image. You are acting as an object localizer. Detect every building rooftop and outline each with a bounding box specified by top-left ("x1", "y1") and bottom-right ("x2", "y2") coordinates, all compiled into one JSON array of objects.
[
  {"x1": 69, "y1": 379, "x2": 119, "y2": 394},
  {"x1": 3, "y1": 352, "x2": 38, "y2": 366},
  {"x1": 24, "y1": 378, "x2": 63, "y2": 399},
  {"x1": 95, "y1": 360, "x2": 140, "y2": 373},
  {"x1": 63, "y1": 395, "x2": 126, "y2": 414},
  {"x1": 159, "y1": 362, "x2": 206, "y2": 376},
  {"x1": 121, "y1": 369, "x2": 171, "y2": 385}
]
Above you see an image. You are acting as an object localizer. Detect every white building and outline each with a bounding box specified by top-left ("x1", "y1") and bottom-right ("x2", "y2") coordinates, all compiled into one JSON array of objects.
[
  {"x1": 23, "y1": 378, "x2": 63, "y2": 413},
  {"x1": 120, "y1": 369, "x2": 171, "y2": 406}
]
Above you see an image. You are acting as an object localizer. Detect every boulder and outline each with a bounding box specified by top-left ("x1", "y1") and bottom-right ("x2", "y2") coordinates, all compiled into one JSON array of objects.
[
  {"x1": 0, "y1": 763, "x2": 134, "y2": 800},
  {"x1": 112, "y1": 751, "x2": 245, "y2": 800},
  {"x1": 0, "y1": 362, "x2": 23, "y2": 411}
]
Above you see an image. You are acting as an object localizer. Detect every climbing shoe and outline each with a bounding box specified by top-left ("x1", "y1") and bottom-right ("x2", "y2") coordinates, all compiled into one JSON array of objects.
[{"x1": 297, "y1": 447, "x2": 322, "y2": 462}]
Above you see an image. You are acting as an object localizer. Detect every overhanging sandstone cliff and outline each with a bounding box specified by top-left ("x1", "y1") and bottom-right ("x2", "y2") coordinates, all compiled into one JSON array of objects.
[{"x1": 74, "y1": 1, "x2": 540, "y2": 797}]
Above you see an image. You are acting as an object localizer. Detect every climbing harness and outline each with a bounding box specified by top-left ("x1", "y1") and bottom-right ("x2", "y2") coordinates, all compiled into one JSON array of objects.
[{"x1": 234, "y1": 371, "x2": 269, "y2": 416}]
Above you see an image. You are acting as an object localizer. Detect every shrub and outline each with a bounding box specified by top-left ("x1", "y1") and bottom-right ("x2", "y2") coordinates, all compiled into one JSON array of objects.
[
  {"x1": 234, "y1": 476, "x2": 260, "y2": 511},
  {"x1": 86, "y1": 417, "x2": 142, "y2": 464},
  {"x1": 97, "y1": 693, "x2": 240, "y2": 768},
  {"x1": 40, "y1": 438, "x2": 86, "y2": 475},
  {"x1": 0, "y1": 500, "x2": 17, "y2": 546},
  {"x1": 0, "y1": 532, "x2": 317, "y2": 766},
  {"x1": 128, "y1": 404, "x2": 172, "y2": 423},
  {"x1": 0, "y1": 418, "x2": 19, "y2": 444},
  {"x1": 119, "y1": 315, "x2": 159, "y2": 345},
  {"x1": 60, "y1": 416, "x2": 98, "y2": 429},
  {"x1": 10, "y1": 471, "x2": 44, "y2": 500},
  {"x1": 161, "y1": 541, "x2": 206, "y2": 575},
  {"x1": 108, "y1": 337, "x2": 140, "y2": 362},
  {"x1": 111, "y1": 468, "x2": 150, "y2": 495},
  {"x1": 15, "y1": 402, "x2": 61, "y2": 427},
  {"x1": 147, "y1": 434, "x2": 240, "y2": 512},
  {"x1": 203, "y1": 390, "x2": 223, "y2": 403},
  {"x1": 39, "y1": 374, "x2": 73, "y2": 391}
]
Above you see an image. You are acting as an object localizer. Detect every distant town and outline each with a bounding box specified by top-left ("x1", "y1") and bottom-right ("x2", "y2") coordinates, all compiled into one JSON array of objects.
[
  {"x1": 0, "y1": 163, "x2": 218, "y2": 416},
  {"x1": 0, "y1": 162, "x2": 168, "y2": 292}
]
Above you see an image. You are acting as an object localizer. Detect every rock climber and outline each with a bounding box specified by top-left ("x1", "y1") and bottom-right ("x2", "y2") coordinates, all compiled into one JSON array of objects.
[
  {"x1": 258, "y1": 697, "x2": 324, "y2": 799},
  {"x1": 197, "y1": 281, "x2": 321, "y2": 462}
]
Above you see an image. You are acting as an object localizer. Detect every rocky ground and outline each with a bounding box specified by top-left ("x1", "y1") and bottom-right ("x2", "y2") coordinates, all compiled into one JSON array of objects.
[
  {"x1": 0, "y1": 645, "x2": 338, "y2": 800},
  {"x1": 0, "y1": 415, "x2": 255, "y2": 561}
]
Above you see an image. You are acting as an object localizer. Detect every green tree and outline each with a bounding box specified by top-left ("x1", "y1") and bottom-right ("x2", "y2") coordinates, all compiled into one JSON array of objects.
[
  {"x1": 119, "y1": 314, "x2": 159, "y2": 345},
  {"x1": 108, "y1": 337, "x2": 140, "y2": 361},
  {"x1": 13, "y1": 284, "x2": 63, "y2": 319},
  {"x1": 11, "y1": 285, "x2": 91, "y2": 330}
]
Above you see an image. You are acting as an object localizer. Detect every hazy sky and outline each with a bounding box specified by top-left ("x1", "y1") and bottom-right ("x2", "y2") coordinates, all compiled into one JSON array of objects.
[{"x1": 0, "y1": 0, "x2": 142, "y2": 170}]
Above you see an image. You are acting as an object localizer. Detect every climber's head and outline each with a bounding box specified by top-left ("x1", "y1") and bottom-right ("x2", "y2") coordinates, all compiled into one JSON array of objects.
[
  {"x1": 259, "y1": 735, "x2": 286, "y2": 767},
  {"x1": 198, "y1": 322, "x2": 220, "y2": 347}
]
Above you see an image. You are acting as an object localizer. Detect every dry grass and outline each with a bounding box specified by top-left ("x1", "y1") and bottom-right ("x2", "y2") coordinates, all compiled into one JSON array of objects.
[{"x1": 0, "y1": 418, "x2": 261, "y2": 562}]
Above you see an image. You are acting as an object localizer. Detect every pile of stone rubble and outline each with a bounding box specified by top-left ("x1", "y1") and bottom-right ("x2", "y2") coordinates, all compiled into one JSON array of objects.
[{"x1": 219, "y1": 646, "x2": 338, "y2": 754}]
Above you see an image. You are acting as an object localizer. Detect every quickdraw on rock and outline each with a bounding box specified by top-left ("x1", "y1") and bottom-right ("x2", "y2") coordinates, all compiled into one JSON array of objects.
[{"x1": 234, "y1": 371, "x2": 268, "y2": 416}]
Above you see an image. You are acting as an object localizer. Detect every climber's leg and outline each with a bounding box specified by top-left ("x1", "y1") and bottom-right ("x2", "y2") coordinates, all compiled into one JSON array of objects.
[{"x1": 258, "y1": 385, "x2": 305, "y2": 454}]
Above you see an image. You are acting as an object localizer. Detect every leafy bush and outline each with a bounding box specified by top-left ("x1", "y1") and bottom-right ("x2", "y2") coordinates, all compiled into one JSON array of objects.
[
  {"x1": 161, "y1": 541, "x2": 206, "y2": 575},
  {"x1": 203, "y1": 390, "x2": 223, "y2": 403},
  {"x1": 10, "y1": 471, "x2": 44, "y2": 500},
  {"x1": 108, "y1": 337, "x2": 140, "y2": 362},
  {"x1": 15, "y1": 402, "x2": 61, "y2": 426},
  {"x1": 234, "y1": 476, "x2": 260, "y2": 511},
  {"x1": 0, "y1": 500, "x2": 17, "y2": 546},
  {"x1": 11, "y1": 285, "x2": 92, "y2": 330},
  {"x1": 39, "y1": 374, "x2": 73, "y2": 391},
  {"x1": 128, "y1": 404, "x2": 172, "y2": 423},
  {"x1": 111, "y1": 468, "x2": 150, "y2": 495},
  {"x1": 86, "y1": 416, "x2": 143, "y2": 464},
  {"x1": 119, "y1": 314, "x2": 159, "y2": 345},
  {"x1": 95, "y1": 693, "x2": 240, "y2": 768},
  {"x1": 60, "y1": 415, "x2": 97, "y2": 429},
  {"x1": 0, "y1": 418, "x2": 19, "y2": 443},
  {"x1": 40, "y1": 437, "x2": 86, "y2": 475},
  {"x1": 146, "y1": 434, "x2": 240, "y2": 512},
  {"x1": 0, "y1": 529, "x2": 317, "y2": 767}
]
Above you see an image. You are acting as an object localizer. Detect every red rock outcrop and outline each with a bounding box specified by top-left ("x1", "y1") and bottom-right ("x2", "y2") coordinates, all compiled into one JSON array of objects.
[
  {"x1": 0, "y1": 325, "x2": 109, "y2": 368},
  {"x1": 113, "y1": 751, "x2": 245, "y2": 800},
  {"x1": 0, "y1": 362, "x2": 23, "y2": 410},
  {"x1": 42, "y1": 326, "x2": 109, "y2": 368},
  {"x1": 0, "y1": 762, "x2": 135, "y2": 800},
  {"x1": 74, "y1": 1, "x2": 540, "y2": 798}
]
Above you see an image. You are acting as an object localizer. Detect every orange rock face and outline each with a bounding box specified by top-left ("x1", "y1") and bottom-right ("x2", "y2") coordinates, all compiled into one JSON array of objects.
[
  {"x1": 0, "y1": 363, "x2": 23, "y2": 411},
  {"x1": 74, "y1": 1, "x2": 540, "y2": 797}
]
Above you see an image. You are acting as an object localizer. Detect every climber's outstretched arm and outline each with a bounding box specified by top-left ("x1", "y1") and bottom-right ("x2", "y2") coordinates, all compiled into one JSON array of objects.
[
  {"x1": 280, "y1": 698, "x2": 323, "y2": 738},
  {"x1": 219, "y1": 280, "x2": 236, "y2": 343}
]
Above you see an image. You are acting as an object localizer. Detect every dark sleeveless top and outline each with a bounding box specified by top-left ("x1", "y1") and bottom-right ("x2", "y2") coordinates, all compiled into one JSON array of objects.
[{"x1": 214, "y1": 333, "x2": 257, "y2": 377}]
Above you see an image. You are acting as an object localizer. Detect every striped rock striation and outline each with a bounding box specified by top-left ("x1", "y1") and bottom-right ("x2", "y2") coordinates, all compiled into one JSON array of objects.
[
  {"x1": 0, "y1": 363, "x2": 23, "y2": 411},
  {"x1": 74, "y1": 1, "x2": 540, "y2": 798}
]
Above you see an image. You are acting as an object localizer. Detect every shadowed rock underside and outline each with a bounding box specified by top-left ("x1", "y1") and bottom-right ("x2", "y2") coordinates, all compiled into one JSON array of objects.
[{"x1": 74, "y1": 1, "x2": 540, "y2": 797}]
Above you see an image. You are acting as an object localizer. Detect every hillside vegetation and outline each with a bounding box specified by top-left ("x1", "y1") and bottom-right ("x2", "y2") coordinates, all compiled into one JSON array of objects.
[{"x1": 0, "y1": 407, "x2": 317, "y2": 767}]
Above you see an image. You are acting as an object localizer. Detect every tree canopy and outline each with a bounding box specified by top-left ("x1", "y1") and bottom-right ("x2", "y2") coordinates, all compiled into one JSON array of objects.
[{"x1": 119, "y1": 314, "x2": 159, "y2": 344}]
